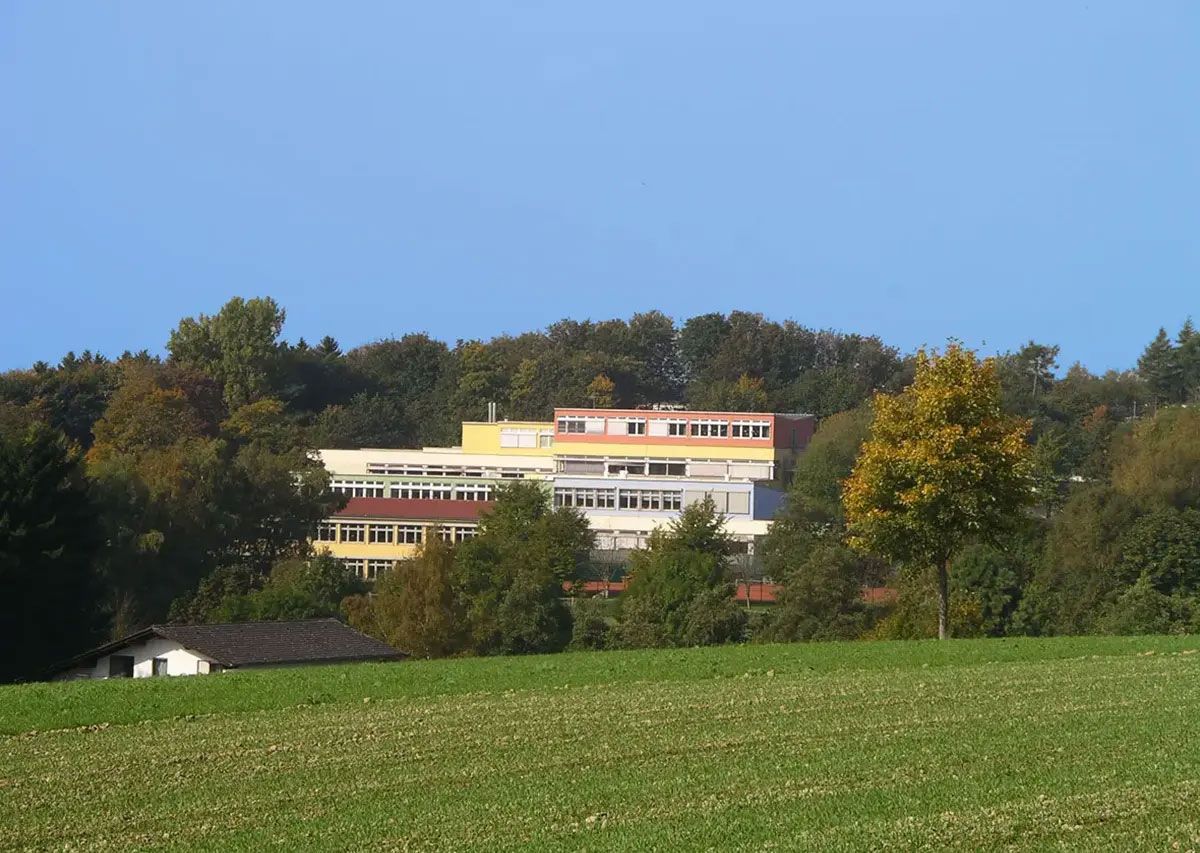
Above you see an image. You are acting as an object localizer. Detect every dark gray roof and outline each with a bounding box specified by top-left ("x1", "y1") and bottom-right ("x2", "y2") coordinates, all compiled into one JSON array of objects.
[
  {"x1": 53, "y1": 619, "x2": 403, "y2": 674},
  {"x1": 156, "y1": 619, "x2": 404, "y2": 667}
]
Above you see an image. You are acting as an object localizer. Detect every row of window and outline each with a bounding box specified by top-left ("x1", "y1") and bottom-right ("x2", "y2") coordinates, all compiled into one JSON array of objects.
[
  {"x1": 331, "y1": 481, "x2": 496, "y2": 501},
  {"x1": 365, "y1": 463, "x2": 534, "y2": 478},
  {"x1": 557, "y1": 458, "x2": 774, "y2": 480},
  {"x1": 316, "y1": 522, "x2": 478, "y2": 544},
  {"x1": 339, "y1": 559, "x2": 398, "y2": 580},
  {"x1": 105, "y1": 656, "x2": 223, "y2": 677},
  {"x1": 590, "y1": 534, "x2": 756, "y2": 553},
  {"x1": 499, "y1": 428, "x2": 555, "y2": 449},
  {"x1": 556, "y1": 416, "x2": 771, "y2": 440},
  {"x1": 553, "y1": 488, "x2": 684, "y2": 512}
]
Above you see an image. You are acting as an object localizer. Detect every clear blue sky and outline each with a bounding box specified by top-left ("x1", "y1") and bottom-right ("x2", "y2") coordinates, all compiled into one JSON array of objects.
[{"x1": 2, "y1": 2, "x2": 1196, "y2": 373}]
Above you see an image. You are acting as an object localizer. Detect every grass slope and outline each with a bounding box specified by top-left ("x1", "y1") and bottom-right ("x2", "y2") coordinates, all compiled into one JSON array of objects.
[{"x1": 2, "y1": 636, "x2": 1199, "y2": 851}]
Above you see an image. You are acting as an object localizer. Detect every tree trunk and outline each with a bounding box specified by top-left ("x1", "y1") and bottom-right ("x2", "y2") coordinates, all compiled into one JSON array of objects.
[{"x1": 937, "y1": 559, "x2": 950, "y2": 641}]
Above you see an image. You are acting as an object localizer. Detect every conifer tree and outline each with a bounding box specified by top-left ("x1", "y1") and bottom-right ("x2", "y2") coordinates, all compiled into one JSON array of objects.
[{"x1": 1138, "y1": 327, "x2": 1182, "y2": 405}]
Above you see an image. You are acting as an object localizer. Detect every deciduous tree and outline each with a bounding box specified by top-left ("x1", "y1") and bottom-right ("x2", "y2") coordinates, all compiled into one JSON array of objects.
[{"x1": 844, "y1": 344, "x2": 1032, "y2": 639}]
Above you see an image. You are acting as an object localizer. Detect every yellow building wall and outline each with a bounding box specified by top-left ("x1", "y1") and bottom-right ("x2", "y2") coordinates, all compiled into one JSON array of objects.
[
  {"x1": 459, "y1": 421, "x2": 556, "y2": 456},
  {"x1": 318, "y1": 541, "x2": 423, "y2": 561}
]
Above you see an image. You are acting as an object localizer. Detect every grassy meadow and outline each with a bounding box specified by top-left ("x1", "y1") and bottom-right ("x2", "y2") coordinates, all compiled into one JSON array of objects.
[{"x1": 2, "y1": 636, "x2": 1200, "y2": 851}]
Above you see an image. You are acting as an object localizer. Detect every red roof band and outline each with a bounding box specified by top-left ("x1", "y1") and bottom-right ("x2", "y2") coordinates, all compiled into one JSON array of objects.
[{"x1": 335, "y1": 497, "x2": 493, "y2": 522}]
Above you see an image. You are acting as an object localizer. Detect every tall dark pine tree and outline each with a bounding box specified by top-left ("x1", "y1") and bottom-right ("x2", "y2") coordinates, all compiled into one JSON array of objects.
[
  {"x1": 1177, "y1": 319, "x2": 1200, "y2": 403},
  {"x1": 1137, "y1": 328, "x2": 1182, "y2": 406},
  {"x1": 0, "y1": 416, "x2": 104, "y2": 682}
]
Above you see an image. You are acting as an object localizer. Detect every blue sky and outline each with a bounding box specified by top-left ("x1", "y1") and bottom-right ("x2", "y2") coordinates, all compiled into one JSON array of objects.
[{"x1": 2, "y1": 2, "x2": 1196, "y2": 373}]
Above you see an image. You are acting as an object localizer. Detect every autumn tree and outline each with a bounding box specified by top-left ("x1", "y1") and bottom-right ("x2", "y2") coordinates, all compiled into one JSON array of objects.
[
  {"x1": 1110, "y1": 406, "x2": 1200, "y2": 508},
  {"x1": 844, "y1": 344, "x2": 1032, "y2": 639},
  {"x1": 87, "y1": 366, "x2": 338, "y2": 631},
  {"x1": 364, "y1": 534, "x2": 465, "y2": 658},
  {"x1": 586, "y1": 373, "x2": 616, "y2": 409}
]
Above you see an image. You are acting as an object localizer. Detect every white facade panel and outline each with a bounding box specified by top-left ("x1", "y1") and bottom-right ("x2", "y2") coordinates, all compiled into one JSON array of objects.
[
  {"x1": 728, "y1": 463, "x2": 772, "y2": 480},
  {"x1": 727, "y1": 492, "x2": 750, "y2": 515}
]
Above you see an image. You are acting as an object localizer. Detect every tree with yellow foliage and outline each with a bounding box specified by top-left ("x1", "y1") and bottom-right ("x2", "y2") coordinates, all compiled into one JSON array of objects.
[{"x1": 844, "y1": 344, "x2": 1032, "y2": 639}]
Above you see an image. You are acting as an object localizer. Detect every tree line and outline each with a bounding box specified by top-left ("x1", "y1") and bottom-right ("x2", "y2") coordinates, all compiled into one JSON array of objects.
[{"x1": 1, "y1": 297, "x2": 1197, "y2": 679}]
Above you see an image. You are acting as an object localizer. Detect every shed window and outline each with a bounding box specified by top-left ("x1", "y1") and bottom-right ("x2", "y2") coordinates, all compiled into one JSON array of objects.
[{"x1": 152, "y1": 657, "x2": 169, "y2": 677}]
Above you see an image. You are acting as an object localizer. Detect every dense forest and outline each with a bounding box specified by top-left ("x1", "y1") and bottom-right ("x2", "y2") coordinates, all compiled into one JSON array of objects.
[{"x1": 2, "y1": 296, "x2": 1199, "y2": 680}]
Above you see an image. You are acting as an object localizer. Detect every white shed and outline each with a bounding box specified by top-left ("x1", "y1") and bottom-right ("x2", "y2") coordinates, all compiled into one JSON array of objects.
[{"x1": 52, "y1": 619, "x2": 404, "y2": 680}]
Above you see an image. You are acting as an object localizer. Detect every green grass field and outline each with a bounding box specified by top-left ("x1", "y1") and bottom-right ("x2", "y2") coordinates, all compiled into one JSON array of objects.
[{"x1": 3, "y1": 636, "x2": 1200, "y2": 851}]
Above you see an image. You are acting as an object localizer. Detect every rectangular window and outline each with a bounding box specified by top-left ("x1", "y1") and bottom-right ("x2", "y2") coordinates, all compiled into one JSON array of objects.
[
  {"x1": 437, "y1": 526, "x2": 477, "y2": 543},
  {"x1": 108, "y1": 655, "x2": 134, "y2": 678},
  {"x1": 561, "y1": 459, "x2": 605, "y2": 475},
  {"x1": 607, "y1": 462, "x2": 647, "y2": 476},
  {"x1": 152, "y1": 657, "x2": 169, "y2": 677},
  {"x1": 557, "y1": 417, "x2": 587, "y2": 434},
  {"x1": 341, "y1": 558, "x2": 365, "y2": 578},
  {"x1": 500, "y1": 428, "x2": 538, "y2": 448},
  {"x1": 613, "y1": 490, "x2": 682, "y2": 511},
  {"x1": 691, "y1": 421, "x2": 729, "y2": 438},
  {"x1": 398, "y1": 525, "x2": 423, "y2": 544},
  {"x1": 453, "y1": 484, "x2": 492, "y2": 501},
  {"x1": 316, "y1": 522, "x2": 337, "y2": 542},
  {"x1": 648, "y1": 462, "x2": 687, "y2": 477},
  {"x1": 626, "y1": 419, "x2": 646, "y2": 436},
  {"x1": 366, "y1": 559, "x2": 394, "y2": 580},
  {"x1": 539, "y1": 433, "x2": 554, "y2": 448},
  {"x1": 368, "y1": 524, "x2": 394, "y2": 544},
  {"x1": 341, "y1": 524, "x2": 366, "y2": 543},
  {"x1": 667, "y1": 420, "x2": 688, "y2": 436},
  {"x1": 731, "y1": 421, "x2": 772, "y2": 439},
  {"x1": 555, "y1": 487, "x2": 615, "y2": 509}
]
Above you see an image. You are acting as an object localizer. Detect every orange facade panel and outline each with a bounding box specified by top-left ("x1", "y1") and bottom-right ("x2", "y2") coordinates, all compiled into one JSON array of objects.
[{"x1": 551, "y1": 408, "x2": 814, "y2": 452}]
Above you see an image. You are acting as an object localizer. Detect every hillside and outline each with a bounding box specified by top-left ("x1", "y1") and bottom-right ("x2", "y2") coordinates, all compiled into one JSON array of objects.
[{"x1": 3, "y1": 637, "x2": 1200, "y2": 850}]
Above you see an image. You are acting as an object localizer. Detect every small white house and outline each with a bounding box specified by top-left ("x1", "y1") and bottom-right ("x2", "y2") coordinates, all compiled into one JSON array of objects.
[{"x1": 53, "y1": 619, "x2": 404, "y2": 680}]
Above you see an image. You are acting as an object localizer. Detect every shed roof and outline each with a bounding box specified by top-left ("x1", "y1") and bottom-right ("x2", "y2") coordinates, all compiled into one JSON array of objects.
[{"x1": 54, "y1": 618, "x2": 403, "y2": 674}]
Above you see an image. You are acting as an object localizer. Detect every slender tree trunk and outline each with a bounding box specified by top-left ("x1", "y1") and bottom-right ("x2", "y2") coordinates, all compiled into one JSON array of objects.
[{"x1": 937, "y1": 559, "x2": 950, "y2": 641}]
